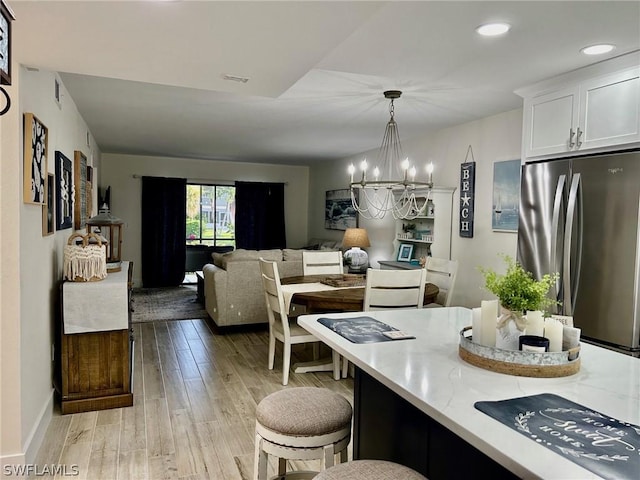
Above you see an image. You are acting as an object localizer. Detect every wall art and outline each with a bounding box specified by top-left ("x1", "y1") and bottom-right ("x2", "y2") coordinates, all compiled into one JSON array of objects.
[
  {"x1": 492, "y1": 159, "x2": 521, "y2": 232},
  {"x1": 42, "y1": 173, "x2": 54, "y2": 236},
  {"x1": 325, "y1": 189, "x2": 358, "y2": 230},
  {"x1": 459, "y1": 161, "x2": 475, "y2": 238},
  {"x1": 55, "y1": 151, "x2": 73, "y2": 230},
  {"x1": 73, "y1": 150, "x2": 87, "y2": 229},
  {"x1": 23, "y1": 112, "x2": 48, "y2": 204}
]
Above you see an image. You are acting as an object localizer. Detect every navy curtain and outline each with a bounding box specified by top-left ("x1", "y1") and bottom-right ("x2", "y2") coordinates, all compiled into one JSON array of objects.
[
  {"x1": 141, "y1": 176, "x2": 187, "y2": 287},
  {"x1": 235, "y1": 181, "x2": 286, "y2": 249}
]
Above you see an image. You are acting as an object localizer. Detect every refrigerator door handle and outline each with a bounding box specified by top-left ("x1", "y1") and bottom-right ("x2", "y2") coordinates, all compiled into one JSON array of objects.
[
  {"x1": 550, "y1": 175, "x2": 566, "y2": 306},
  {"x1": 564, "y1": 173, "x2": 583, "y2": 315}
]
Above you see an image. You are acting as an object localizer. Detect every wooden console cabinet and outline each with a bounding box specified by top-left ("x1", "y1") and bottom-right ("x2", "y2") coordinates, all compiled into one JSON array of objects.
[{"x1": 56, "y1": 262, "x2": 134, "y2": 414}]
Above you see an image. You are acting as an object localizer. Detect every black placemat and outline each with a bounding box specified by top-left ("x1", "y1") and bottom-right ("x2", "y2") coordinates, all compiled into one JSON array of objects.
[
  {"x1": 317, "y1": 316, "x2": 415, "y2": 344},
  {"x1": 475, "y1": 393, "x2": 640, "y2": 480}
]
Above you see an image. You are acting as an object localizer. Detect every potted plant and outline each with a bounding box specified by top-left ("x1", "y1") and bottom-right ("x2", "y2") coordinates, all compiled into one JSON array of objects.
[{"x1": 479, "y1": 254, "x2": 559, "y2": 349}]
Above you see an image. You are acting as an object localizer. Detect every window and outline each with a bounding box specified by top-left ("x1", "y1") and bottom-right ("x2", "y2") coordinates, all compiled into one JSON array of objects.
[{"x1": 186, "y1": 184, "x2": 235, "y2": 247}]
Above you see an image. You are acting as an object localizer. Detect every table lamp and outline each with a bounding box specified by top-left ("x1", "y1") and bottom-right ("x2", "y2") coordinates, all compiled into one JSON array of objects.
[{"x1": 342, "y1": 228, "x2": 371, "y2": 273}]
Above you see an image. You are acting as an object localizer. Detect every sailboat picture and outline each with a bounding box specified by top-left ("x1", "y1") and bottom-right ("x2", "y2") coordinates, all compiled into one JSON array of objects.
[{"x1": 492, "y1": 159, "x2": 521, "y2": 232}]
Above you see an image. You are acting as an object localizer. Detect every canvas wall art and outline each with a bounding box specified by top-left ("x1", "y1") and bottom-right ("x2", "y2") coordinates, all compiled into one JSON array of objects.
[
  {"x1": 55, "y1": 151, "x2": 73, "y2": 230},
  {"x1": 325, "y1": 189, "x2": 358, "y2": 230},
  {"x1": 492, "y1": 159, "x2": 521, "y2": 232},
  {"x1": 23, "y1": 113, "x2": 48, "y2": 204}
]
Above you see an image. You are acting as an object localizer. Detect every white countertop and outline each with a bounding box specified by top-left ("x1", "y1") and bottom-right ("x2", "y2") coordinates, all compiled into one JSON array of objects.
[{"x1": 298, "y1": 308, "x2": 640, "y2": 480}]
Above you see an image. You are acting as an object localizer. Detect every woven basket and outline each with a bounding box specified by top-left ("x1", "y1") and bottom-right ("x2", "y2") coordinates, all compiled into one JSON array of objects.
[{"x1": 64, "y1": 233, "x2": 108, "y2": 282}]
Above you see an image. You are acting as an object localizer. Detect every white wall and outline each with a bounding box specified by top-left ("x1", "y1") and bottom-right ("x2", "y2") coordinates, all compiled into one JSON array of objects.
[
  {"x1": 100, "y1": 154, "x2": 310, "y2": 286},
  {"x1": 1, "y1": 65, "x2": 101, "y2": 465},
  {"x1": 309, "y1": 108, "x2": 523, "y2": 308}
]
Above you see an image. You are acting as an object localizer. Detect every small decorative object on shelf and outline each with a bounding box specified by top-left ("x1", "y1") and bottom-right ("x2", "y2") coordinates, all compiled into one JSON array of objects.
[
  {"x1": 63, "y1": 233, "x2": 107, "y2": 282},
  {"x1": 479, "y1": 254, "x2": 558, "y2": 350},
  {"x1": 86, "y1": 197, "x2": 124, "y2": 273}
]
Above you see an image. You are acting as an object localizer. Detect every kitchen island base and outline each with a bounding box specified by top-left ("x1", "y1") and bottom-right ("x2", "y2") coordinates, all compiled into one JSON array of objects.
[{"x1": 354, "y1": 368, "x2": 518, "y2": 480}]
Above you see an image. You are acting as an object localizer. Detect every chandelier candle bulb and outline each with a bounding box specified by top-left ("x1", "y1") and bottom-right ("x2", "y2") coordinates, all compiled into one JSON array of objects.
[
  {"x1": 427, "y1": 162, "x2": 434, "y2": 184},
  {"x1": 480, "y1": 300, "x2": 498, "y2": 347},
  {"x1": 544, "y1": 317, "x2": 563, "y2": 352},
  {"x1": 348, "y1": 164, "x2": 355, "y2": 183},
  {"x1": 526, "y1": 310, "x2": 544, "y2": 337}
]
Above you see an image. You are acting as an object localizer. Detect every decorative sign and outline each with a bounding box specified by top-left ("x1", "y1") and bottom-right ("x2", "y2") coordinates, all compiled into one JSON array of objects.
[
  {"x1": 73, "y1": 150, "x2": 87, "y2": 230},
  {"x1": 459, "y1": 161, "x2": 475, "y2": 237},
  {"x1": 475, "y1": 393, "x2": 640, "y2": 480},
  {"x1": 23, "y1": 113, "x2": 48, "y2": 205}
]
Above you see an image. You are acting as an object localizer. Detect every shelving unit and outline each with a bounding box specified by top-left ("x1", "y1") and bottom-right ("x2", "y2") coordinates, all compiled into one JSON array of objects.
[{"x1": 392, "y1": 186, "x2": 456, "y2": 261}]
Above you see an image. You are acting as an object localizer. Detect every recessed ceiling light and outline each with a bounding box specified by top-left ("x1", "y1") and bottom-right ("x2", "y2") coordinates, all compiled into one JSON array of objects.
[
  {"x1": 476, "y1": 23, "x2": 511, "y2": 37},
  {"x1": 581, "y1": 44, "x2": 615, "y2": 55}
]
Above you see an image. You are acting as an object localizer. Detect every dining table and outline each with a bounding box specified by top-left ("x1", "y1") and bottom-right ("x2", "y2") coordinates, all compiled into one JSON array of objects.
[{"x1": 281, "y1": 273, "x2": 439, "y2": 313}]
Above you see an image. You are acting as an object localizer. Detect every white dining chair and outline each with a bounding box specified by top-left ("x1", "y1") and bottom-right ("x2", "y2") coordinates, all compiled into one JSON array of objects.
[
  {"x1": 259, "y1": 258, "x2": 340, "y2": 385},
  {"x1": 302, "y1": 250, "x2": 344, "y2": 275},
  {"x1": 340, "y1": 267, "x2": 427, "y2": 378},
  {"x1": 423, "y1": 257, "x2": 458, "y2": 307},
  {"x1": 363, "y1": 267, "x2": 427, "y2": 310}
]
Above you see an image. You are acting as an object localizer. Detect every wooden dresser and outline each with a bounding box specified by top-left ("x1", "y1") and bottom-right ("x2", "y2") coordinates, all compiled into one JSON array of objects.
[{"x1": 55, "y1": 262, "x2": 134, "y2": 414}]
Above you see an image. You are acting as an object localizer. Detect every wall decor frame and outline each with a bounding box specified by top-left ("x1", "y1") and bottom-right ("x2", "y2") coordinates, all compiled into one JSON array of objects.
[
  {"x1": 73, "y1": 150, "x2": 87, "y2": 229},
  {"x1": 492, "y1": 159, "x2": 521, "y2": 232},
  {"x1": 86, "y1": 165, "x2": 94, "y2": 219},
  {"x1": 23, "y1": 112, "x2": 48, "y2": 204},
  {"x1": 55, "y1": 151, "x2": 73, "y2": 230},
  {"x1": 42, "y1": 173, "x2": 55, "y2": 236},
  {"x1": 325, "y1": 188, "x2": 358, "y2": 230},
  {"x1": 459, "y1": 161, "x2": 476, "y2": 238},
  {"x1": 397, "y1": 243, "x2": 414, "y2": 262}
]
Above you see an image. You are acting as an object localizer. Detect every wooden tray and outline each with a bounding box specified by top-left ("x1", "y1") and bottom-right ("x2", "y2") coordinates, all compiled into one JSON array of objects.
[
  {"x1": 458, "y1": 326, "x2": 580, "y2": 378},
  {"x1": 321, "y1": 274, "x2": 366, "y2": 288}
]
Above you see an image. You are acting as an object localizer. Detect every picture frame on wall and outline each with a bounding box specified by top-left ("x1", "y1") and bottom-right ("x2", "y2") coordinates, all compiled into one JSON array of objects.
[
  {"x1": 73, "y1": 150, "x2": 87, "y2": 230},
  {"x1": 55, "y1": 151, "x2": 73, "y2": 230},
  {"x1": 492, "y1": 159, "x2": 521, "y2": 232},
  {"x1": 325, "y1": 189, "x2": 358, "y2": 230},
  {"x1": 397, "y1": 243, "x2": 414, "y2": 262},
  {"x1": 23, "y1": 112, "x2": 48, "y2": 205},
  {"x1": 42, "y1": 173, "x2": 54, "y2": 236}
]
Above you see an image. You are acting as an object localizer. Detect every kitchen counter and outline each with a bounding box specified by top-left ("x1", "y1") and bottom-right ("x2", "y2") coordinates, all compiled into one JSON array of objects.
[{"x1": 298, "y1": 307, "x2": 640, "y2": 479}]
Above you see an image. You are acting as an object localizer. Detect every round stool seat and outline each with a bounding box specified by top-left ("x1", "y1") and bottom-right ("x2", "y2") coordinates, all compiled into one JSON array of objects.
[
  {"x1": 256, "y1": 387, "x2": 352, "y2": 438},
  {"x1": 314, "y1": 460, "x2": 427, "y2": 480}
]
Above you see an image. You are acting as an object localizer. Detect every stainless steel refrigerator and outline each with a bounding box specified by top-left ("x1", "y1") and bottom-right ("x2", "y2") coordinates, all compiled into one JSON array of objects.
[{"x1": 517, "y1": 149, "x2": 640, "y2": 356}]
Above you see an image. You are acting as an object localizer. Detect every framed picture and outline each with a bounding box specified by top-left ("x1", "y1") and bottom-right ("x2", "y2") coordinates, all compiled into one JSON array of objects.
[
  {"x1": 492, "y1": 159, "x2": 521, "y2": 232},
  {"x1": 325, "y1": 189, "x2": 358, "y2": 230},
  {"x1": 55, "y1": 151, "x2": 73, "y2": 230},
  {"x1": 86, "y1": 165, "x2": 94, "y2": 219},
  {"x1": 73, "y1": 150, "x2": 87, "y2": 229},
  {"x1": 42, "y1": 173, "x2": 54, "y2": 236},
  {"x1": 397, "y1": 243, "x2": 414, "y2": 262},
  {"x1": 23, "y1": 112, "x2": 48, "y2": 205}
]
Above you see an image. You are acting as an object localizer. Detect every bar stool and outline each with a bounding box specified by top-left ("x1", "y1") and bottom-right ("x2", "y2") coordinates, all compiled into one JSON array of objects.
[
  {"x1": 313, "y1": 460, "x2": 427, "y2": 479},
  {"x1": 253, "y1": 387, "x2": 353, "y2": 480}
]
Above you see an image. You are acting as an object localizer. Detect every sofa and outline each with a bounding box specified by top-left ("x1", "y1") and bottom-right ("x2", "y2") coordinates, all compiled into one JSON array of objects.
[{"x1": 203, "y1": 239, "x2": 341, "y2": 328}]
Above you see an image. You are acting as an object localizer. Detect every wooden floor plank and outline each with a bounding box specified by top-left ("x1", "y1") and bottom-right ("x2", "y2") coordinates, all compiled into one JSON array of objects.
[{"x1": 33, "y1": 318, "x2": 355, "y2": 480}]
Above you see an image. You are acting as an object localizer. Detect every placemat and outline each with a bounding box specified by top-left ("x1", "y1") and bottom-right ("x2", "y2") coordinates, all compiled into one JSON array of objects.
[
  {"x1": 318, "y1": 316, "x2": 414, "y2": 343},
  {"x1": 320, "y1": 275, "x2": 366, "y2": 287},
  {"x1": 475, "y1": 393, "x2": 640, "y2": 480}
]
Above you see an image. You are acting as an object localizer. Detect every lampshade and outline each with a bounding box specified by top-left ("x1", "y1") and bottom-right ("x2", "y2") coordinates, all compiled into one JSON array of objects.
[{"x1": 342, "y1": 228, "x2": 371, "y2": 249}]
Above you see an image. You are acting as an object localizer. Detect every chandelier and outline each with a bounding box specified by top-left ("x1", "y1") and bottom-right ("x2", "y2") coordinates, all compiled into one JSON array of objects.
[{"x1": 348, "y1": 90, "x2": 434, "y2": 220}]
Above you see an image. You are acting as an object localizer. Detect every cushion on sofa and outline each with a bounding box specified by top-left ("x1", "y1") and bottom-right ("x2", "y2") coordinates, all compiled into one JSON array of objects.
[
  {"x1": 213, "y1": 248, "x2": 283, "y2": 270},
  {"x1": 283, "y1": 248, "x2": 303, "y2": 262}
]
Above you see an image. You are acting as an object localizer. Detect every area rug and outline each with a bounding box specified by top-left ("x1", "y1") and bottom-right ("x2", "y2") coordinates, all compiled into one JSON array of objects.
[{"x1": 131, "y1": 285, "x2": 208, "y2": 322}]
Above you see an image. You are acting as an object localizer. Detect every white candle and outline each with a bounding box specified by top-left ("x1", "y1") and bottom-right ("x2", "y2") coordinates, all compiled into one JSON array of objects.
[
  {"x1": 544, "y1": 318, "x2": 563, "y2": 352},
  {"x1": 480, "y1": 300, "x2": 498, "y2": 347},
  {"x1": 526, "y1": 310, "x2": 544, "y2": 337},
  {"x1": 472, "y1": 307, "x2": 482, "y2": 345},
  {"x1": 348, "y1": 164, "x2": 355, "y2": 183}
]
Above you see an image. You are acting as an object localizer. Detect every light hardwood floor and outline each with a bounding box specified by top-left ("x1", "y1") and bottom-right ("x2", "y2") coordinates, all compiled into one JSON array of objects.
[{"x1": 33, "y1": 319, "x2": 354, "y2": 479}]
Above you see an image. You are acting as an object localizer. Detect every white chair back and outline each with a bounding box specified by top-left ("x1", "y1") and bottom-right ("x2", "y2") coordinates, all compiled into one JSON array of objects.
[
  {"x1": 424, "y1": 257, "x2": 458, "y2": 307},
  {"x1": 363, "y1": 268, "x2": 427, "y2": 311},
  {"x1": 302, "y1": 250, "x2": 343, "y2": 275},
  {"x1": 259, "y1": 258, "x2": 289, "y2": 334}
]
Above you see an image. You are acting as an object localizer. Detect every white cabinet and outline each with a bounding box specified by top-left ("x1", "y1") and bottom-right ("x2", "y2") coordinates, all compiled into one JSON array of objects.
[
  {"x1": 519, "y1": 54, "x2": 640, "y2": 161},
  {"x1": 393, "y1": 187, "x2": 455, "y2": 260}
]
